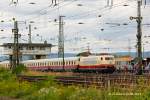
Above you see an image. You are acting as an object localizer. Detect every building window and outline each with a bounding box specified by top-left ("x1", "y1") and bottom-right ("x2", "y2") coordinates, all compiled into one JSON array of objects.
[
  {"x1": 19, "y1": 46, "x2": 22, "y2": 50},
  {"x1": 8, "y1": 46, "x2": 11, "y2": 49},
  {"x1": 31, "y1": 47, "x2": 34, "y2": 50},
  {"x1": 40, "y1": 47, "x2": 45, "y2": 50}
]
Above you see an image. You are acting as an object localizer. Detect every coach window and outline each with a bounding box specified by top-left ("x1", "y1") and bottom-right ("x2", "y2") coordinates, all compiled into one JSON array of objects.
[
  {"x1": 71, "y1": 61, "x2": 73, "y2": 65},
  {"x1": 101, "y1": 57, "x2": 103, "y2": 60},
  {"x1": 68, "y1": 61, "x2": 70, "y2": 65},
  {"x1": 8, "y1": 46, "x2": 11, "y2": 49}
]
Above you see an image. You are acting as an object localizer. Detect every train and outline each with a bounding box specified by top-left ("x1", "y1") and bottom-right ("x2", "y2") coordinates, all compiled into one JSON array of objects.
[{"x1": 0, "y1": 54, "x2": 116, "y2": 73}]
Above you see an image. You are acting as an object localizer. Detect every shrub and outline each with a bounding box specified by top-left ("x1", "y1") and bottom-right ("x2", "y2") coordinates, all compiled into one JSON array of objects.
[{"x1": 12, "y1": 64, "x2": 27, "y2": 75}]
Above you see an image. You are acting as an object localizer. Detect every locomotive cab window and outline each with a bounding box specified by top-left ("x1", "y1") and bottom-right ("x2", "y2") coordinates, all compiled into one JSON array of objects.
[{"x1": 105, "y1": 57, "x2": 113, "y2": 60}]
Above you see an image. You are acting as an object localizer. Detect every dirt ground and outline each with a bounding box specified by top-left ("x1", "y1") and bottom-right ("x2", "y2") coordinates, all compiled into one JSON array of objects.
[
  {"x1": 0, "y1": 97, "x2": 21, "y2": 100},
  {"x1": 24, "y1": 71, "x2": 74, "y2": 76}
]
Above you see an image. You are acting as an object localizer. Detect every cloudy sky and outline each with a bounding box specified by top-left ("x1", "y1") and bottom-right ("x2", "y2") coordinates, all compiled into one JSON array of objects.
[{"x1": 0, "y1": 0, "x2": 150, "y2": 53}]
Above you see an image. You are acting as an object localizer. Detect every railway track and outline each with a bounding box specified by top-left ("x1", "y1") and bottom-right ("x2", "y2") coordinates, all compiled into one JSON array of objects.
[
  {"x1": 54, "y1": 73, "x2": 150, "y2": 90},
  {"x1": 17, "y1": 75, "x2": 48, "y2": 82},
  {"x1": 17, "y1": 73, "x2": 150, "y2": 90}
]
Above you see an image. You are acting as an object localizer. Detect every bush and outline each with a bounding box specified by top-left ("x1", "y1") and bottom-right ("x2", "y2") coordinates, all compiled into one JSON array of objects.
[
  {"x1": 12, "y1": 64, "x2": 27, "y2": 75},
  {"x1": 0, "y1": 68, "x2": 149, "y2": 100}
]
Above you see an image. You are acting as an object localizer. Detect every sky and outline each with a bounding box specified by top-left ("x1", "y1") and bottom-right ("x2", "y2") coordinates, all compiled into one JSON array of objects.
[{"x1": 0, "y1": 0, "x2": 150, "y2": 54}]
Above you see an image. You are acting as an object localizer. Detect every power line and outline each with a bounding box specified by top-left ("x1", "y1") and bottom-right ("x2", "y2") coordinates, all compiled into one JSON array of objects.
[
  {"x1": 25, "y1": 0, "x2": 77, "y2": 22},
  {"x1": 22, "y1": 0, "x2": 135, "y2": 32}
]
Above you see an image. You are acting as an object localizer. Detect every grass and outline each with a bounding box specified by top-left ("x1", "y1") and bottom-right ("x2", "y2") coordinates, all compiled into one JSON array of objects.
[{"x1": 0, "y1": 67, "x2": 150, "y2": 100}]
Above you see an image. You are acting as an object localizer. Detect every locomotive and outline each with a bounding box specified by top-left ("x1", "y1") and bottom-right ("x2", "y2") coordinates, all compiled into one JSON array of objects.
[{"x1": 0, "y1": 54, "x2": 115, "y2": 73}]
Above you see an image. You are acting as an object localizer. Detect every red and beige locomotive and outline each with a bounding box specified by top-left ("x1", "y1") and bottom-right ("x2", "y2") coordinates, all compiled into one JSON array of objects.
[{"x1": 0, "y1": 54, "x2": 115, "y2": 73}]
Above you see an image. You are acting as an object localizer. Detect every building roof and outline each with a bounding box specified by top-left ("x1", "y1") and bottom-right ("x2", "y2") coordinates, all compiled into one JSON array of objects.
[{"x1": 1, "y1": 43, "x2": 54, "y2": 47}]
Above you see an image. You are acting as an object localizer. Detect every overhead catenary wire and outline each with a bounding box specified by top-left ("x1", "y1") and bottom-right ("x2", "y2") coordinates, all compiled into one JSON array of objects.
[
  {"x1": 0, "y1": 0, "x2": 150, "y2": 52},
  {"x1": 24, "y1": 0, "x2": 136, "y2": 32},
  {"x1": 25, "y1": 0, "x2": 78, "y2": 22}
]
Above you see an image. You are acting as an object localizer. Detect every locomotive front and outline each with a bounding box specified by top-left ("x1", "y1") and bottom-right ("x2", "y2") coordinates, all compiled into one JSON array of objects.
[{"x1": 78, "y1": 54, "x2": 115, "y2": 73}]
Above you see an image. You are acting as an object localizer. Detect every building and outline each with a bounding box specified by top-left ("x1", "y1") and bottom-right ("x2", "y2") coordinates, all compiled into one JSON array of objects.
[{"x1": 1, "y1": 42, "x2": 54, "y2": 60}]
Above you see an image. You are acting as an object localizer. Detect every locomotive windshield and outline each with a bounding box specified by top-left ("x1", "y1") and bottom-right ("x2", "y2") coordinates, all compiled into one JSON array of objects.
[{"x1": 105, "y1": 57, "x2": 114, "y2": 60}]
